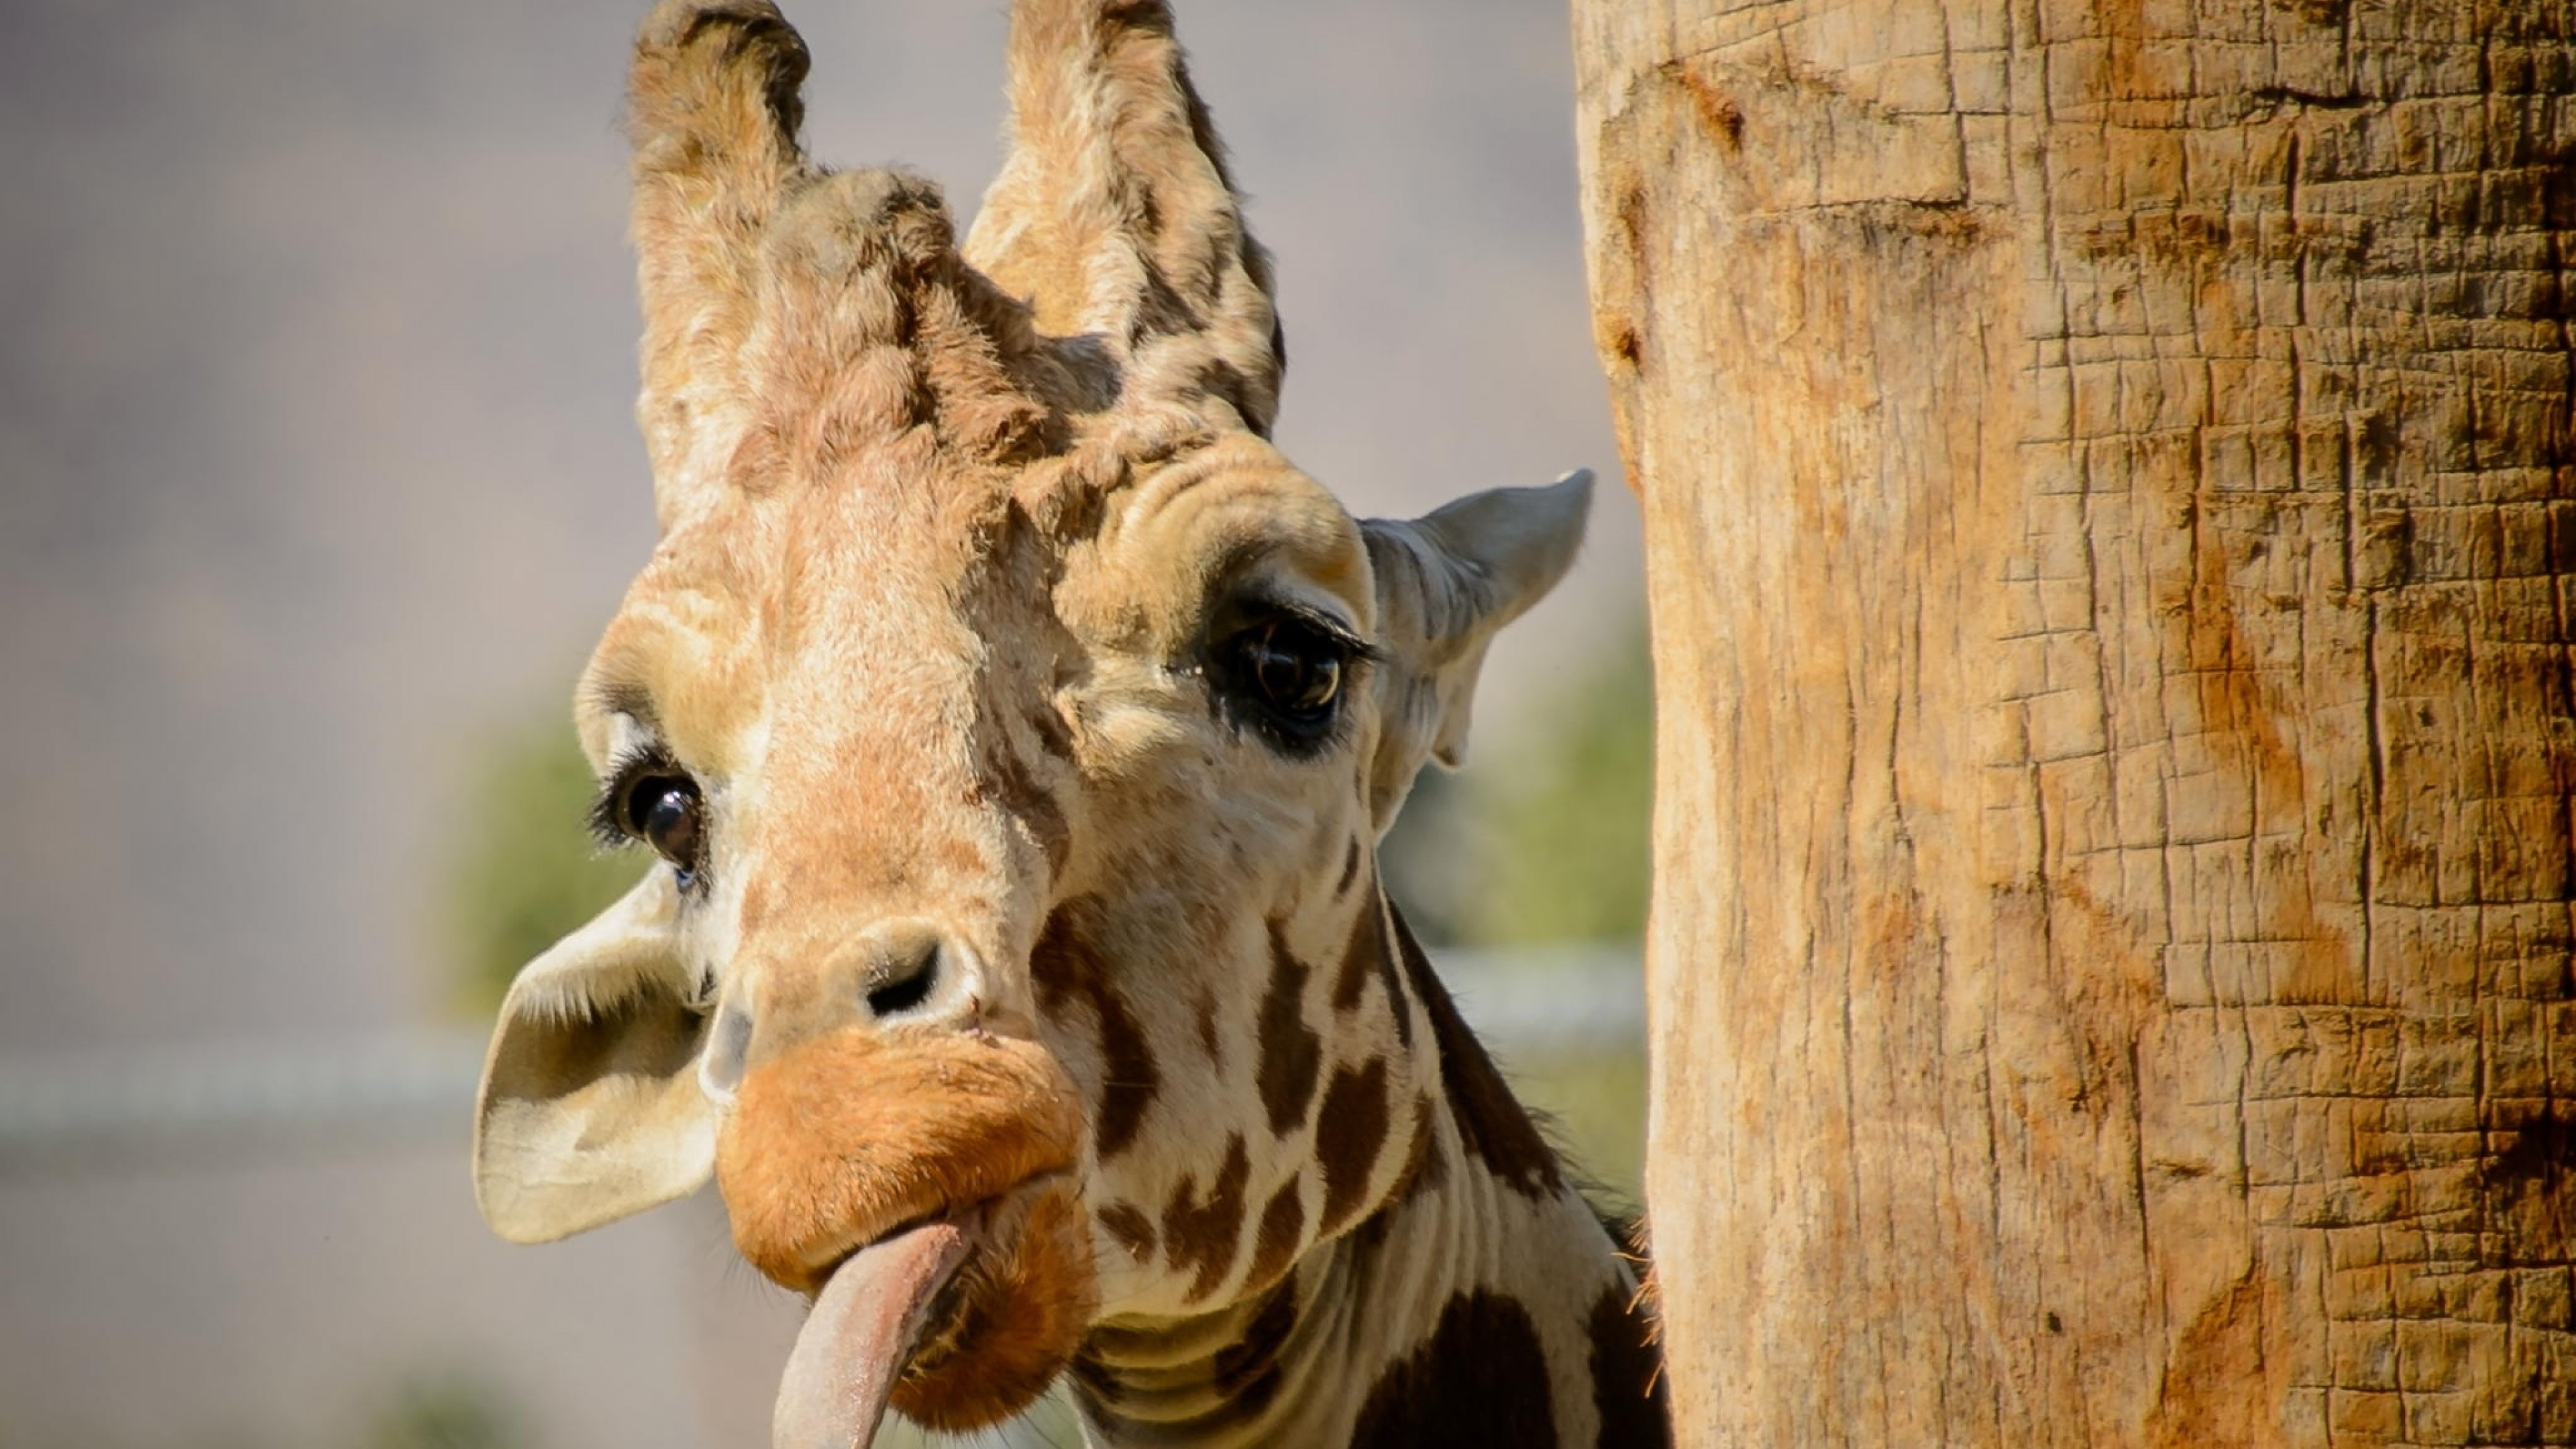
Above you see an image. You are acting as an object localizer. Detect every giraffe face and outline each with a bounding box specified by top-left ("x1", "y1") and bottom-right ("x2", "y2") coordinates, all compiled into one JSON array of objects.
[
  {"x1": 588, "y1": 433, "x2": 1405, "y2": 1419},
  {"x1": 480, "y1": 425, "x2": 1584, "y2": 1432},
  {"x1": 468, "y1": 0, "x2": 1590, "y2": 1438}
]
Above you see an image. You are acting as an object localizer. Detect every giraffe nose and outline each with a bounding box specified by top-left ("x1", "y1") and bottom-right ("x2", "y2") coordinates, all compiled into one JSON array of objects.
[
  {"x1": 851, "y1": 917, "x2": 949, "y2": 1018},
  {"x1": 699, "y1": 916, "x2": 985, "y2": 1104}
]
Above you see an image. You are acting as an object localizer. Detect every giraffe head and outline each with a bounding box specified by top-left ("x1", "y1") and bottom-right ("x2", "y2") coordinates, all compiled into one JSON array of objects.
[{"x1": 471, "y1": 1, "x2": 1591, "y2": 1438}]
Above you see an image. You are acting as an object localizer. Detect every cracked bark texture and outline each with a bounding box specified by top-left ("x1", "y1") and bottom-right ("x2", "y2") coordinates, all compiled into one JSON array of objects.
[{"x1": 1572, "y1": 0, "x2": 2576, "y2": 1444}]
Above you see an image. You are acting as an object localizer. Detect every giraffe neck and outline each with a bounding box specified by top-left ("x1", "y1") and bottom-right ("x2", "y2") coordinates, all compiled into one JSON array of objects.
[{"x1": 1067, "y1": 903, "x2": 1668, "y2": 1448}]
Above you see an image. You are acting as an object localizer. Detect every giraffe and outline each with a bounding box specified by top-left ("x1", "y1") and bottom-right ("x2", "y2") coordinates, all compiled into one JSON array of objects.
[{"x1": 468, "y1": 2, "x2": 1666, "y2": 1444}]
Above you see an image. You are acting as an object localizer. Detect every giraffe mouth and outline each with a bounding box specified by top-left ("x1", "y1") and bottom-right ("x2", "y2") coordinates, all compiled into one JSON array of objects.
[
  {"x1": 772, "y1": 1175, "x2": 1093, "y2": 1447},
  {"x1": 715, "y1": 1029, "x2": 1093, "y2": 1442},
  {"x1": 773, "y1": 1207, "x2": 984, "y2": 1449}
]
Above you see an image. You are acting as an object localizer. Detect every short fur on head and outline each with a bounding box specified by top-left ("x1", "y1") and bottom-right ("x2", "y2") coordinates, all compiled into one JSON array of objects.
[{"x1": 470, "y1": 2, "x2": 1647, "y2": 1443}]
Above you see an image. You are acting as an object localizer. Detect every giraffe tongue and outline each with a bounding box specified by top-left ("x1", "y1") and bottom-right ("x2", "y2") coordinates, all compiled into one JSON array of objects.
[{"x1": 773, "y1": 1219, "x2": 974, "y2": 1449}]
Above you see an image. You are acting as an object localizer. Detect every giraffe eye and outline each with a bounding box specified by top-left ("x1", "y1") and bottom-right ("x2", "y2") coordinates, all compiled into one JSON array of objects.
[
  {"x1": 1215, "y1": 614, "x2": 1353, "y2": 751},
  {"x1": 621, "y1": 773, "x2": 704, "y2": 879},
  {"x1": 1241, "y1": 620, "x2": 1343, "y2": 715}
]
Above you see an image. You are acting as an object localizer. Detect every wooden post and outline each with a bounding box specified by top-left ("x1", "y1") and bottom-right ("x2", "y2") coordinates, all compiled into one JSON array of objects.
[{"x1": 1572, "y1": 1, "x2": 2576, "y2": 1442}]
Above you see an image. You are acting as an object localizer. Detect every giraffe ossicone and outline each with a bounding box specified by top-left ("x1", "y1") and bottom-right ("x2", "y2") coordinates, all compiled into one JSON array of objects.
[{"x1": 468, "y1": 1, "x2": 1665, "y2": 1443}]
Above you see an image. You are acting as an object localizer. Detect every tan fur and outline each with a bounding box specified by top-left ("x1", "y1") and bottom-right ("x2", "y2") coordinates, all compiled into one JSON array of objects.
[
  {"x1": 468, "y1": 1, "x2": 1654, "y2": 1442},
  {"x1": 716, "y1": 1032, "x2": 1082, "y2": 1293}
]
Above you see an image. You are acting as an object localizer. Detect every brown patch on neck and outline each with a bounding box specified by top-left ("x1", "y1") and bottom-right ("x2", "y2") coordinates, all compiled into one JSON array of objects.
[
  {"x1": 1313, "y1": 1057, "x2": 1392, "y2": 1235},
  {"x1": 1161, "y1": 1133, "x2": 1252, "y2": 1303},
  {"x1": 1400, "y1": 1093, "x2": 1440, "y2": 1193},
  {"x1": 1587, "y1": 1284, "x2": 1670, "y2": 1447},
  {"x1": 1191, "y1": 987, "x2": 1223, "y2": 1067},
  {"x1": 1097, "y1": 1200, "x2": 1157, "y2": 1263},
  {"x1": 1030, "y1": 902, "x2": 1159, "y2": 1159},
  {"x1": 1245, "y1": 1177, "x2": 1306, "y2": 1293},
  {"x1": 1350, "y1": 1291, "x2": 1555, "y2": 1448},
  {"x1": 1256, "y1": 922, "x2": 1324, "y2": 1136},
  {"x1": 1344, "y1": 1093, "x2": 1439, "y2": 1259},
  {"x1": 1387, "y1": 902, "x2": 1564, "y2": 1197}
]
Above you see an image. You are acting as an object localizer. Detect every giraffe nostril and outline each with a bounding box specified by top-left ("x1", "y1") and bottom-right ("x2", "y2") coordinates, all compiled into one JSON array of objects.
[{"x1": 864, "y1": 938, "x2": 941, "y2": 1018}]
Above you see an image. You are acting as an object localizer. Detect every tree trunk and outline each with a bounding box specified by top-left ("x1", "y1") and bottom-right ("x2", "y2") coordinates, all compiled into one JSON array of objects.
[{"x1": 1571, "y1": 1, "x2": 2576, "y2": 1443}]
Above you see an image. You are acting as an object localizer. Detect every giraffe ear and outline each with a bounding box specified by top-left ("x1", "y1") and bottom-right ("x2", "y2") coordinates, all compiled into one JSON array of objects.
[
  {"x1": 473, "y1": 869, "x2": 718, "y2": 1244},
  {"x1": 1360, "y1": 468, "x2": 1595, "y2": 831}
]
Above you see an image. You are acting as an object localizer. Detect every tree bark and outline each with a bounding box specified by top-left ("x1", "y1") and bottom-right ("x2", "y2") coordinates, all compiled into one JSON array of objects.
[{"x1": 1571, "y1": 1, "x2": 2576, "y2": 1444}]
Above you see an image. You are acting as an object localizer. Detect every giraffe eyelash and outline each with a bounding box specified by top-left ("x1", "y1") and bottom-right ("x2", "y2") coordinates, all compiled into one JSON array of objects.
[{"x1": 1257, "y1": 600, "x2": 1381, "y2": 665}]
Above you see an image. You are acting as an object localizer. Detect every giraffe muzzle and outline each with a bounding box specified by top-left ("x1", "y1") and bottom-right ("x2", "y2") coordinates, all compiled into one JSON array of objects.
[{"x1": 717, "y1": 1025, "x2": 1095, "y2": 1437}]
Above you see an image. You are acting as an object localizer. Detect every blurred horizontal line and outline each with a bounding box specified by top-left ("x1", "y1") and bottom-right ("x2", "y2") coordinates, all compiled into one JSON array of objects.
[
  {"x1": 1436, "y1": 941, "x2": 1646, "y2": 1057},
  {"x1": 0, "y1": 942, "x2": 1640, "y2": 1165},
  {"x1": 0, "y1": 1033, "x2": 488, "y2": 1166}
]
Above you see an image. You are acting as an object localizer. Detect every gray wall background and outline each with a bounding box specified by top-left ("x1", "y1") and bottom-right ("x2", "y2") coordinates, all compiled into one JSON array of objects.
[{"x1": 0, "y1": 2, "x2": 1639, "y2": 1444}]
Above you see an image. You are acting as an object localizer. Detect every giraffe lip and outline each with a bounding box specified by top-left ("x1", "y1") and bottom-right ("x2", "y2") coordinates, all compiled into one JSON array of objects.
[
  {"x1": 790, "y1": 1194, "x2": 991, "y2": 1297},
  {"x1": 819, "y1": 1204, "x2": 979, "y2": 1280},
  {"x1": 806, "y1": 1169, "x2": 1071, "y2": 1287}
]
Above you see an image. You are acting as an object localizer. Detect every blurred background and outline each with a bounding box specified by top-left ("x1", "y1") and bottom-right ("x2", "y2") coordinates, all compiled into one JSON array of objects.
[{"x1": 0, "y1": 1, "x2": 1648, "y2": 1444}]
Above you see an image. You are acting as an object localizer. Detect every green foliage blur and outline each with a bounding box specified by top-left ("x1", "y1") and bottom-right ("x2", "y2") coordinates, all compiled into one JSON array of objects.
[
  {"x1": 1381, "y1": 621, "x2": 1654, "y2": 949},
  {"x1": 366, "y1": 1373, "x2": 526, "y2": 1449},
  {"x1": 445, "y1": 714, "x2": 639, "y2": 1020}
]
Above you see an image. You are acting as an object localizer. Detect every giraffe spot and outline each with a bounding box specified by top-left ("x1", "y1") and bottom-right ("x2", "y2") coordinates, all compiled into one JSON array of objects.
[
  {"x1": 1389, "y1": 902, "x2": 1562, "y2": 1197},
  {"x1": 1089, "y1": 998, "x2": 1159, "y2": 1158},
  {"x1": 1330, "y1": 890, "x2": 1412, "y2": 1051},
  {"x1": 1393, "y1": 1091, "x2": 1440, "y2": 1199},
  {"x1": 1350, "y1": 1291, "x2": 1554, "y2": 1449},
  {"x1": 1315, "y1": 1058, "x2": 1391, "y2": 1234},
  {"x1": 1192, "y1": 987, "x2": 1223, "y2": 1067},
  {"x1": 1256, "y1": 922, "x2": 1323, "y2": 1136},
  {"x1": 1588, "y1": 1283, "x2": 1670, "y2": 1446},
  {"x1": 1245, "y1": 1175, "x2": 1306, "y2": 1291},
  {"x1": 979, "y1": 736, "x2": 1069, "y2": 877},
  {"x1": 1032, "y1": 903, "x2": 1159, "y2": 1159},
  {"x1": 1030, "y1": 904, "x2": 1089, "y2": 1016},
  {"x1": 1097, "y1": 1200, "x2": 1157, "y2": 1260},
  {"x1": 1162, "y1": 1134, "x2": 1250, "y2": 1302},
  {"x1": 1346, "y1": 1093, "x2": 1439, "y2": 1258}
]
